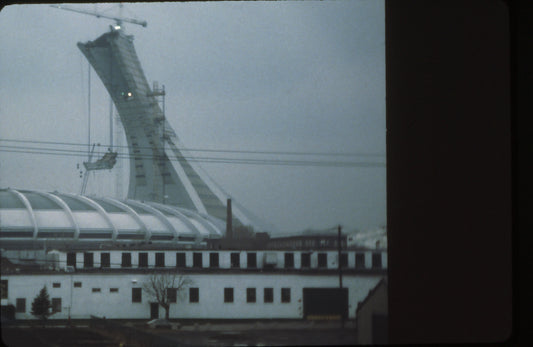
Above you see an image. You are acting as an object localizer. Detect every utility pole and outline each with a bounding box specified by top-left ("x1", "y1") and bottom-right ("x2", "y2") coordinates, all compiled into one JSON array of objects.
[
  {"x1": 338, "y1": 225, "x2": 343, "y2": 288},
  {"x1": 338, "y1": 224, "x2": 344, "y2": 328},
  {"x1": 69, "y1": 273, "x2": 73, "y2": 326}
]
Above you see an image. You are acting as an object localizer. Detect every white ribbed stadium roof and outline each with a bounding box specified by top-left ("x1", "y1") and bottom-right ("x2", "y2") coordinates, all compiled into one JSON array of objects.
[{"x1": 0, "y1": 188, "x2": 225, "y2": 244}]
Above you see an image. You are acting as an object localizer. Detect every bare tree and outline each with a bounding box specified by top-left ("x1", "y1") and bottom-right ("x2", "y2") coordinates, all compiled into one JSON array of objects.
[{"x1": 142, "y1": 272, "x2": 192, "y2": 320}]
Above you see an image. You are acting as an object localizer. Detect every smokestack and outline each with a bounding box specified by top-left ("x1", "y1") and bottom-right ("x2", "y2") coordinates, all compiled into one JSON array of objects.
[{"x1": 226, "y1": 198, "x2": 233, "y2": 239}]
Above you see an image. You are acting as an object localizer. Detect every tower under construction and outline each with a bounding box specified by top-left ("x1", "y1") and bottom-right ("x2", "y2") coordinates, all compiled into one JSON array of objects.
[{"x1": 77, "y1": 26, "x2": 270, "y2": 231}]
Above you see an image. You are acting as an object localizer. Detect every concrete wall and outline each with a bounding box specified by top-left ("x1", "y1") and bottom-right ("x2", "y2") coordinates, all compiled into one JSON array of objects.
[{"x1": 2, "y1": 272, "x2": 383, "y2": 320}]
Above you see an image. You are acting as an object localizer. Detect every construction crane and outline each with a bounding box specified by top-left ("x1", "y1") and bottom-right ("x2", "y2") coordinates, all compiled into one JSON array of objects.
[
  {"x1": 50, "y1": 4, "x2": 147, "y2": 28},
  {"x1": 51, "y1": 3, "x2": 143, "y2": 196}
]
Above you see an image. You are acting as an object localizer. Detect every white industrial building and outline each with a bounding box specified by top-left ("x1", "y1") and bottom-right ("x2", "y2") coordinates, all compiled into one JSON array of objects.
[{"x1": 1, "y1": 249, "x2": 386, "y2": 321}]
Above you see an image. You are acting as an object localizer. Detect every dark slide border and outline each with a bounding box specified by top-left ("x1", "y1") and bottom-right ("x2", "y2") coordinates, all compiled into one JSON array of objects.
[{"x1": 386, "y1": 0, "x2": 527, "y2": 343}]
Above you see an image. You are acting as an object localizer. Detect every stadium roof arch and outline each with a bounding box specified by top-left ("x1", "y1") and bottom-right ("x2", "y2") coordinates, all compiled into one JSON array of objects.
[{"x1": 0, "y1": 188, "x2": 225, "y2": 248}]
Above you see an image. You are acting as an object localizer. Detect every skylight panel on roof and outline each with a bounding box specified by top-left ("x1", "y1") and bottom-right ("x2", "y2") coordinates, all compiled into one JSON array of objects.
[
  {"x1": 56, "y1": 195, "x2": 96, "y2": 211},
  {"x1": 122, "y1": 202, "x2": 149, "y2": 214},
  {"x1": 90, "y1": 199, "x2": 124, "y2": 213},
  {"x1": 22, "y1": 192, "x2": 62, "y2": 210},
  {"x1": 0, "y1": 190, "x2": 25, "y2": 209}
]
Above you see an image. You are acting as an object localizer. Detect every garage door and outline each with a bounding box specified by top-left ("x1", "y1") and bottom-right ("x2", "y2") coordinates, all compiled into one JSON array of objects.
[{"x1": 303, "y1": 288, "x2": 348, "y2": 320}]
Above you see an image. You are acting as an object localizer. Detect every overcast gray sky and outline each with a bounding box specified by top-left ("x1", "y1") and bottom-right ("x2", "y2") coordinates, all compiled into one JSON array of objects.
[{"x1": 0, "y1": 1, "x2": 386, "y2": 234}]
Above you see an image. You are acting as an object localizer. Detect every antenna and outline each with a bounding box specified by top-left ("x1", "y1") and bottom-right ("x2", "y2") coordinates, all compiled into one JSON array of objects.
[{"x1": 50, "y1": 4, "x2": 147, "y2": 28}]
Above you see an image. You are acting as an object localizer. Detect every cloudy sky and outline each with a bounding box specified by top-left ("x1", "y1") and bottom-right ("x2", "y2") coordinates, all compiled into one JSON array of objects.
[{"x1": 0, "y1": 2, "x2": 386, "y2": 234}]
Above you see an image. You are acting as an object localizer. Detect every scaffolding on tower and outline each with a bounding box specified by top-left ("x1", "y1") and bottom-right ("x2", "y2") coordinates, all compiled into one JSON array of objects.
[
  {"x1": 80, "y1": 145, "x2": 118, "y2": 195},
  {"x1": 147, "y1": 81, "x2": 167, "y2": 203},
  {"x1": 114, "y1": 112, "x2": 125, "y2": 199}
]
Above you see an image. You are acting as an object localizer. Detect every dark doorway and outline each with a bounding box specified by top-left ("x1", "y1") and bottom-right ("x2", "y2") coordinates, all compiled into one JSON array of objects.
[
  {"x1": 121, "y1": 253, "x2": 132, "y2": 268},
  {"x1": 100, "y1": 253, "x2": 110, "y2": 268},
  {"x1": 176, "y1": 253, "x2": 186, "y2": 268},
  {"x1": 193, "y1": 252, "x2": 203, "y2": 268},
  {"x1": 66, "y1": 252, "x2": 76, "y2": 268},
  {"x1": 155, "y1": 253, "x2": 165, "y2": 267},
  {"x1": 138, "y1": 252, "x2": 148, "y2": 267},
  {"x1": 318, "y1": 253, "x2": 328, "y2": 268},
  {"x1": 150, "y1": 303, "x2": 159, "y2": 319},
  {"x1": 247, "y1": 253, "x2": 257, "y2": 268},
  {"x1": 209, "y1": 253, "x2": 219, "y2": 268},
  {"x1": 284, "y1": 252, "x2": 294, "y2": 268},
  {"x1": 303, "y1": 288, "x2": 348, "y2": 319},
  {"x1": 301, "y1": 253, "x2": 311, "y2": 268},
  {"x1": 230, "y1": 253, "x2": 240, "y2": 268},
  {"x1": 83, "y1": 252, "x2": 94, "y2": 268}
]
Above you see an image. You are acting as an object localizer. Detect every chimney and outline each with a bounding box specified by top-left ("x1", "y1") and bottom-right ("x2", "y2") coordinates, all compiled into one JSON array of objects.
[{"x1": 226, "y1": 198, "x2": 233, "y2": 239}]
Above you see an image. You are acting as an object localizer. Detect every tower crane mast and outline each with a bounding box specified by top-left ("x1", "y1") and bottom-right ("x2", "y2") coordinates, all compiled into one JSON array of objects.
[{"x1": 50, "y1": 4, "x2": 147, "y2": 28}]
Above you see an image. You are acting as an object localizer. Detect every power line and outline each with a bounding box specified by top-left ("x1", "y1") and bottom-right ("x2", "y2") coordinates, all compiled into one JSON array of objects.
[
  {"x1": 0, "y1": 138, "x2": 386, "y2": 158},
  {"x1": 0, "y1": 145, "x2": 386, "y2": 168},
  {"x1": 0, "y1": 148, "x2": 385, "y2": 168}
]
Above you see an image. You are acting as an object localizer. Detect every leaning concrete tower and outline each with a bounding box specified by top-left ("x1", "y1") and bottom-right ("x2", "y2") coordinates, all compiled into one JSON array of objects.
[{"x1": 77, "y1": 26, "x2": 271, "y2": 232}]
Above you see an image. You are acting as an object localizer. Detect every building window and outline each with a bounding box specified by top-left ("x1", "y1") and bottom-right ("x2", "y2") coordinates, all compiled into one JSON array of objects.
[
  {"x1": 132, "y1": 288, "x2": 142, "y2": 303},
  {"x1": 110, "y1": 288, "x2": 119, "y2": 293},
  {"x1": 0, "y1": 280, "x2": 7, "y2": 299},
  {"x1": 193, "y1": 252, "x2": 203, "y2": 268},
  {"x1": 301, "y1": 253, "x2": 311, "y2": 268},
  {"x1": 247, "y1": 253, "x2": 257, "y2": 268},
  {"x1": 167, "y1": 288, "x2": 177, "y2": 303},
  {"x1": 189, "y1": 288, "x2": 199, "y2": 303},
  {"x1": 139, "y1": 252, "x2": 148, "y2": 267},
  {"x1": 224, "y1": 288, "x2": 234, "y2": 303},
  {"x1": 73, "y1": 282, "x2": 82, "y2": 288},
  {"x1": 372, "y1": 252, "x2": 382, "y2": 268},
  {"x1": 67, "y1": 252, "x2": 76, "y2": 268},
  {"x1": 84, "y1": 252, "x2": 94, "y2": 268},
  {"x1": 318, "y1": 253, "x2": 328, "y2": 268},
  {"x1": 246, "y1": 288, "x2": 256, "y2": 303},
  {"x1": 52, "y1": 282, "x2": 61, "y2": 288},
  {"x1": 209, "y1": 253, "x2": 219, "y2": 268},
  {"x1": 51, "y1": 298, "x2": 62, "y2": 313},
  {"x1": 92, "y1": 288, "x2": 101, "y2": 293},
  {"x1": 340, "y1": 253, "x2": 348, "y2": 268},
  {"x1": 264, "y1": 288, "x2": 273, "y2": 303},
  {"x1": 155, "y1": 252, "x2": 165, "y2": 268},
  {"x1": 356, "y1": 253, "x2": 365, "y2": 268},
  {"x1": 176, "y1": 253, "x2": 186, "y2": 268},
  {"x1": 16, "y1": 298, "x2": 26, "y2": 313},
  {"x1": 281, "y1": 288, "x2": 291, "y2": 303},
  {"x1": 122, "y1": 253, "x2": 132, "y2": 268},
  {"x1": 100, "y1": 253, "x2": 110, "y2": 268},
  {"x1": 284, "y1": 253, "x2": 294, "y2": 268},
  {"x1": 230, "y1": 253, "x2": 240, "y2": 268}
]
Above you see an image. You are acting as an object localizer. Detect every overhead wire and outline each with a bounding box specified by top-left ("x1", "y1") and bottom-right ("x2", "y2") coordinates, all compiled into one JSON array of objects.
[
  {"x1": 0, "y1": 138, "x2": 386, "y2": 158},
  {"x1": 0, "y1": 138, "x2": 386, "y2": 168},
  {"x1": 0, "y1": 145, "x2": 385, "y2": 168}
]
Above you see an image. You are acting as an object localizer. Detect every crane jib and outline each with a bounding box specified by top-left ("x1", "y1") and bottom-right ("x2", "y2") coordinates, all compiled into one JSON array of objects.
[{"x1": 50, "y1": 4, "x2": 147, "y2": 28}]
